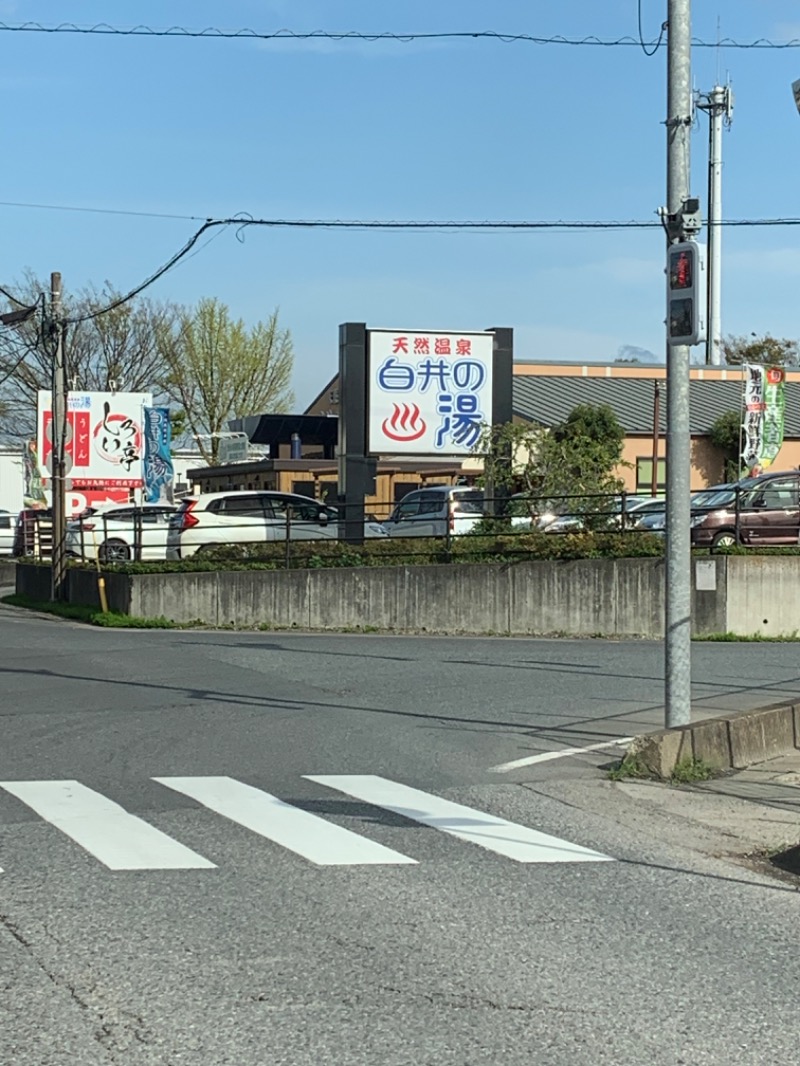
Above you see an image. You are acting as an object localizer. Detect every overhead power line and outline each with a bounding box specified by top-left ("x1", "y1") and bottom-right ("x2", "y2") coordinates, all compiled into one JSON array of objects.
[
  {"x1": 57, "y1": 213, "x2": 800, "y2": 326},
  {"x1": 0, "y1": 22, "x2": 798, "y2": 49}
]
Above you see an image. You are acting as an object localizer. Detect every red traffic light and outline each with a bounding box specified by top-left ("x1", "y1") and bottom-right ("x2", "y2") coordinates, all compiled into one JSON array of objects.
[{"x1": 669, "y1": 248, "x2": 693, "y2": 290}]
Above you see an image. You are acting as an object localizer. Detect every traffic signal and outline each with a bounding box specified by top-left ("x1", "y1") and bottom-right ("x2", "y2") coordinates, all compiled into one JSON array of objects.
[{"x1": 667, "y1": 240, "x2": 707, "y2": 346}]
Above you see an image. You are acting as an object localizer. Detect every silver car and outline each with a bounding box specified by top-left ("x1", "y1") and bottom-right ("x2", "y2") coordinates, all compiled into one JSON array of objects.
[{"x1": 383, "y1": 486, "x2": 484, "y2": 538}]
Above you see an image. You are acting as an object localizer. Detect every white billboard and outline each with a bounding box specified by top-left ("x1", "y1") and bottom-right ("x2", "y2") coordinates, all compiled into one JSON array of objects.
[
  {"x1": 37, "y1": 389, "x2": 153, "y2": 489},
  {"x1": 367, "y1": 329, "x2": 493, "y2": 455}
]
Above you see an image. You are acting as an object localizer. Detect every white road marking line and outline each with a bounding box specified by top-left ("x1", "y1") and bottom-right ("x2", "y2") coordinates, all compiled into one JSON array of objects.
[
  {"x1": 154, "y1": 776, "x2": 417, "y2": 867},
  {"x1": 0, "y1": 780, "x2": 216, "y2": 871},
  {"x1": 307, "y1": 775, "x2": 612, "y2": 864},
  {"x1": 488, "y1": 737, "x2": 635, "y2": 774}
]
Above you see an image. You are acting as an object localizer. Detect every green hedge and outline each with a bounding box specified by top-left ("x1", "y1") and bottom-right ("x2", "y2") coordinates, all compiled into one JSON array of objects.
[{"x1": 92, "y1": 531, "x2": 666, "y2": 574}]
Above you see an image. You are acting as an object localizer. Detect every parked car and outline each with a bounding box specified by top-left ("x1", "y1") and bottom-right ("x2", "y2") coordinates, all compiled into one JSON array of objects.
[
  {"x1": 0, "y1": 510, "x2": 14, "y2": 555},
  {"x1": 690, "y1": 472, "x2": 800, "y2": 550},
  {"x1": 67, "y1": 503, "x2": 179, "y2": 563},
  {"x1": 167, "y1": 490, "x2": 388, "y2": 559},
  {"x1": 544, "y1": 495, "x2": 654, "y2": 534},
  {"x1": 382, "y1": 486, "x2": 484, "y2": 538},
  {"x1": 635, "y1": 484, "x2": 734, "y2": 533},
  {"x1": 508, "y1": 494, "x2": 563, "y2": 531}
]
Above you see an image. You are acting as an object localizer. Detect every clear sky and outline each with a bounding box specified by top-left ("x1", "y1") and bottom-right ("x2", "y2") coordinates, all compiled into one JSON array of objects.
[{"x1": 2, "y1": 1, "x2": 800, "y2": 409}]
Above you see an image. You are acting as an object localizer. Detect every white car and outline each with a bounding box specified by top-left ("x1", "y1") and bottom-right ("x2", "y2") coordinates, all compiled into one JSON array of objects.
[
  {"x1": 167, "y1": 490, "x2": 388, "y2": 559},
  {"x1": 0, "y1": 510, "x2": 14, "y2": 555},
  {"x1": 66, "y1": 503, "x2": 178, "y2": 563}
]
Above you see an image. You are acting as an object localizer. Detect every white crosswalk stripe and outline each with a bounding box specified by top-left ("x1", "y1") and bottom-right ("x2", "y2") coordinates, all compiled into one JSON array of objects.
[
  {"x1": 0, "y1": 780, "x2": 216, "y2": 871},
  {"x1": 0, "y1": 775, "x2": 613, "y2": 871},
  {"x1": 307, "y1": 775, "x2": 613, "y2": 864},
  {"x1": 153, "y1": 776, "x2": 417, "y2": 867}
]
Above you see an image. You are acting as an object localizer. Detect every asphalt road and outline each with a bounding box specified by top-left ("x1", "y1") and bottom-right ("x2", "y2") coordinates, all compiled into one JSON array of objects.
[{"x1": 3, "y1": 605, "x2": 800, "y2": 1065}]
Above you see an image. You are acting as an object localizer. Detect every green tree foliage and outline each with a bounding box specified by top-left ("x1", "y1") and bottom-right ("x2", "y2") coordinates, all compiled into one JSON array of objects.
[
  {"x1": 474, "y1": 404, "x2": 627, "y2": 523},
  {"x1": 158, "y1": 298, "x2": 294, "y2": 465},
  {"x1": 722, "y1": 334, "x2": 799, "y2": 367},
  {"x1": 709, "y1": 409, "x2": 741, "y2": 481}
]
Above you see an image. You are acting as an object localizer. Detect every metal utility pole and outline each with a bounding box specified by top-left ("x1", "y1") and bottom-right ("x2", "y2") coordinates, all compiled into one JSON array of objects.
[
  {"x1": 50, "y1": 272, "x2": 68, "y2": 602},
  {"x1": 696, "y1": 84, "x2": 733, "y2": 366},
  {"x1": 664, "y1": 0, "x2": 693, "y2": 728}
]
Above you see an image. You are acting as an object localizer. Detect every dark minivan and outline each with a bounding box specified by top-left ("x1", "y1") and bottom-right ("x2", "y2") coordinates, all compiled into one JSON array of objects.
[{"x1": 690, "y1": 471, "x2": 800, "y2": 550}]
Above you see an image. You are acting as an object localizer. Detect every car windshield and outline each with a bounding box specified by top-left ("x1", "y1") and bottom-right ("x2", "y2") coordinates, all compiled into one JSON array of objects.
[{"x1": 692, "y1": 488, "x2": 735, "y2": 509}]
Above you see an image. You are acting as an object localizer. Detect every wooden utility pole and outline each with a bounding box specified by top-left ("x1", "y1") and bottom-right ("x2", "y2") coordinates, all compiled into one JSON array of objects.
[{"x1": 50, "y1": 272, "x2": 68, "y2": 601}]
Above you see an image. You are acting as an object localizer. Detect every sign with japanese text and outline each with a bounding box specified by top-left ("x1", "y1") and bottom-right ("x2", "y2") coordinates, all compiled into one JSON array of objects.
[
  {"x1": 741, "y1": 364, "x2": 785, "y2": 477},
  {"x1": 367, "y1": 329, "x2": 493, "y2": 455},
  {"x1": 37, "y1": 390, "x2": 152, "y2": 488},
  {"x1": 143, "y1": 406, "x2": 175, "y2": 503}
]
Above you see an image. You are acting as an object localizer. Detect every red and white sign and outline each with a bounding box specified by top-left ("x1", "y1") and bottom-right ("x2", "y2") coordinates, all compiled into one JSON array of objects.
[
  {"x1": 66, "y1": 488, "x2": 131, "y2": 517},
  {"x1": 367, "y1": 329, "x2": 493, "y2": 456},
  {"x1": 37, "y1": 390, "x2": 152, "y2": 489}
]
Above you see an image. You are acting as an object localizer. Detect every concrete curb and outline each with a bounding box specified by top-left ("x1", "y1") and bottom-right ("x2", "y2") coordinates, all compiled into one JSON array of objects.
[{"x1": 629, "y1": 700, "x2": 800, "y2": 779}]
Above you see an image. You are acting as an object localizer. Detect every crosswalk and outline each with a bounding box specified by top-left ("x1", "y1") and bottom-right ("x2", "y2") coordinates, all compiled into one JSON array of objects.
[{"x1": 0, "y1": 774, "x2": 613, "y2": 872}]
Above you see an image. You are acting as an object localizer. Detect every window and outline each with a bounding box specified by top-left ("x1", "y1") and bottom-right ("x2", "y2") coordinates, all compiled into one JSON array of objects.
[
  {"x1": 756, "y1": 478, "x2": 799, "y2": 510},
  {"x1": 636, "y1": 458, "x2": 666, "y2": 494},
  {"x1": 0, "y1": 514, "x2": 10, "y2": 530},
  {"x1": 394, "y1": 494, "x2": 422, "y2": 519},
  {"x1": 218, "y1": 496, "x2": 266, "y2": 517},
  {"x1": 417, "y1": 491, "x2": 445, "y2": 516},
  {"x1": 451, "y1": 491, "x2": 484, "y2": 515},
  {"x1": 292, "y1": 481, "x2": 316, "y2": 498},
  {"x1": 283, "y1": 499, "x2": 324, "y2": 522}
]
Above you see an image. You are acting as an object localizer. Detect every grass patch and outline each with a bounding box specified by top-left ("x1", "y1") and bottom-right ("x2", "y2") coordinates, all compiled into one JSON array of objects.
[
  {"x1": 694, "y1": 631, "x2": 800, "y2": 643},
  {"x1": 2, "y1": 593, "x2": 177, "y2": 629},
  {"x1": 607, "y1": 754, "x2": 651, "y2": 781},
  {"x1": 670, "y1": 756, "x2": 715, "y2": 784}
]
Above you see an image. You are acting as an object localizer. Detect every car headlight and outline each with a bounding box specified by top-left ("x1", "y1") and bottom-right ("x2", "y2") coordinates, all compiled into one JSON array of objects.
[{"x1": 690, "y1": 513, "x2": 707, "y2": 528}]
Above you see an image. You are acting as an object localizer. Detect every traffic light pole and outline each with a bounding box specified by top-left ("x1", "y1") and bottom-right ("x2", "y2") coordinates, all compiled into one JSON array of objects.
[{"x1": 665, "y1": 0, "x2": 693, "y2": 728}]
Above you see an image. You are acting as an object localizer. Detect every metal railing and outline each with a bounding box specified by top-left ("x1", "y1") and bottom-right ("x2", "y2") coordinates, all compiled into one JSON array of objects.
[{"x1": 20, "y1": 485, "x2": 789, "y2": 567}]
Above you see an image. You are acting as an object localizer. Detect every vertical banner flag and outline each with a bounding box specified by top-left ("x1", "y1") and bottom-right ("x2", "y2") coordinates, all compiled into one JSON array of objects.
[
  {"x1": 22, "y1": 439, "x2": 47, "y2": 508},
  {"x1": 142, "y1": 407, "x2": 174, "y2": 503},
  {"x1": 741, "y1": 364, "x2": 785, "y2": 477}
]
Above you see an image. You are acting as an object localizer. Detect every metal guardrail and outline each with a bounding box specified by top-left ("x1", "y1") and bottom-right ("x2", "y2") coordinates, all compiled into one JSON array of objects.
[{"x1": 21, "y1": 485, "x2": 787, "y2": 567}]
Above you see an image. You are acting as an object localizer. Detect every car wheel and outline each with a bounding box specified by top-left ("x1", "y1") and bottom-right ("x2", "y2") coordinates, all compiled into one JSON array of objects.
[
  {"x1": 98, "y1": 539, "x2": 131, "y2": 564},
  {"x1": 711, "y1": 530, "x2": 737, "y2": 551}
]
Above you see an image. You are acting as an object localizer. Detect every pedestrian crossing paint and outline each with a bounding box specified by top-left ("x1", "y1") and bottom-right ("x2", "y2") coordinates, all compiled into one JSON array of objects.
[
  {"x1": 153, "y1": 776, "x2": 417, "y2": 866},
  {"x1": 0, "y1": 775, "x2": 613, "y2": 871},
  {"x1": 0, "y1": 780, "x2": 216, "y2": 871},
  {"x1": 307, "y1": 775, "x2": 612, "y2": 864}
]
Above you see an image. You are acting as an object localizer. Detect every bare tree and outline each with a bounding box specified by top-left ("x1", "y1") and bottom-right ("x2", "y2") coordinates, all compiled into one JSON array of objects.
[{"x1": 0, "y1": 272, "x2": 179, "y2": 440}]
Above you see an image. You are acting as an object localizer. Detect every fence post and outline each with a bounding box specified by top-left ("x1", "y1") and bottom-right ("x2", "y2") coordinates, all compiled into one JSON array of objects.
[{"x1": 284, "y1": 507, "x2": 292, "y2": 569}]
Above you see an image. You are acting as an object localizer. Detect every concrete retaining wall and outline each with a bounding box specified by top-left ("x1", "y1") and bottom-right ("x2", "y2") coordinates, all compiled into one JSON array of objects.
[
  {"x1": 12, "y1": 557, "x2": 693, "y2": 637},
  {"x1": 13, "y1": 553, "x2": 800, "y2": 638}
]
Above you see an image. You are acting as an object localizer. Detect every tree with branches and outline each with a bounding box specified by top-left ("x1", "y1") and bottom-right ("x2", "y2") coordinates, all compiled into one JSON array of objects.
[
  {"x1": 158, "y1": 298, "x2": 294, "y2": 465},
  {"x1": 722, "y1": 334, "x2": 799, "y2": 367}
]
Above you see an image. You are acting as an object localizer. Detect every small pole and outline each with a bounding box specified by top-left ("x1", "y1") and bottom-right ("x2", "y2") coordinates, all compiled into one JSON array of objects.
[
  {"x1": 50, "y1": 272, "x2": 68, "y2": 602},
  {"x1": 90, "y1": 526, "x2": 110, "y2": 614},
  {"x1": 651, "y1": 382, "x2": 661, "y2": 496}
]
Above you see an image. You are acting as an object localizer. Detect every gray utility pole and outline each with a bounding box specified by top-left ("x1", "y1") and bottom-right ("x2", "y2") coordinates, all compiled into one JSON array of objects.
[
  {"x1": 665, "y1": 0, "x2": 693, "y2": 728},
  {"x1": 696, "y1": 84, "x2": 734, "y2": 366},
  {"x1": 50, "y1": 271, "x2": 68, "y2": 602}
]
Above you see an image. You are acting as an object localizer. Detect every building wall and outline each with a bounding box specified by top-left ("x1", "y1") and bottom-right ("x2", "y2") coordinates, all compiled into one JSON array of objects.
[{"x1": 0, "y1": 449, "x2": 24, "y2": 515}]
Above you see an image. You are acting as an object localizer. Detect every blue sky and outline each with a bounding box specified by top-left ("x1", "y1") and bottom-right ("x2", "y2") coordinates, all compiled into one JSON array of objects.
[{"x1": 2, "y1": 1, "x2": 800, "y2": 408}]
